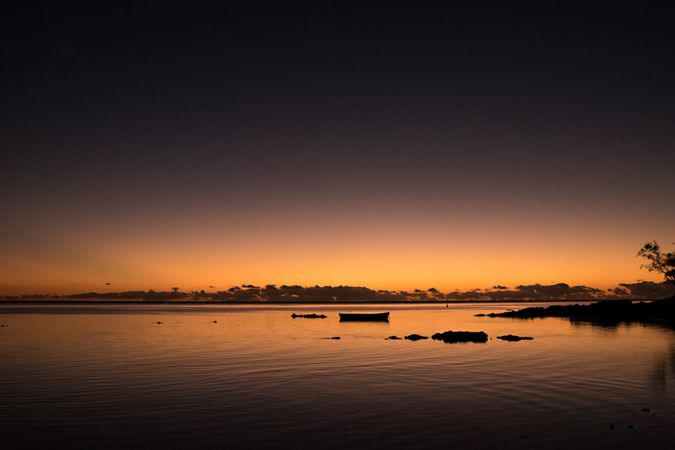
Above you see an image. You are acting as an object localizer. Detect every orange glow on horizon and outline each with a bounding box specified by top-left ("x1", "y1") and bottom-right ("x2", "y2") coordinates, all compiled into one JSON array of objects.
[{"x1": 0, "y1": 211, "x2": 669, "y2": 295}]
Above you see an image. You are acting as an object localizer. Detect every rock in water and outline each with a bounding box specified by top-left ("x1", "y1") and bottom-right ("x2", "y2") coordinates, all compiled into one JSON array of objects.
[
  {"x1": 496, "y1": 334, "x2": 534, "y2": 342},
  {"x1": 291, "y1": 313, "x2": 327, "y2": 319},
  {"x1": 431, "y1": 331, "x2": 488, "y2": 343},
  {"x1": 385, "y1": 335, "x2": 402, "y2": 340},
  {"x1": 404, "y1": 334, "x2": 429, "y2": 341}
]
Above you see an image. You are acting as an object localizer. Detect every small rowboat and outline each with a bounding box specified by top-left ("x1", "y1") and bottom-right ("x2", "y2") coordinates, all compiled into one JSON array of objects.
[{"x1": 339, "y1": 312, "x2": 390, "y2": 322}]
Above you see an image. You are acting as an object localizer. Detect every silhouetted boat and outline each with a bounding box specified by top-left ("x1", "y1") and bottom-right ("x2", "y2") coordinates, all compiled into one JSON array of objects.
[{"x1": 339, "y1": 312, "x2": 390, "y2": 322}]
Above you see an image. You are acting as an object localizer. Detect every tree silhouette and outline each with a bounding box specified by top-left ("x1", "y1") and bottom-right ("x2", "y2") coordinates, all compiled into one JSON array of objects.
[{"x1": 637, "y1": 241, "x2": 675, "y2": 285}]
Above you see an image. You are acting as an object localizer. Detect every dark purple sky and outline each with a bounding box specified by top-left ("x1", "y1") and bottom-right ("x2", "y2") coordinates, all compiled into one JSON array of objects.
[{"x1": 1, "y1": 2, "x2": 674, "y2": 293}]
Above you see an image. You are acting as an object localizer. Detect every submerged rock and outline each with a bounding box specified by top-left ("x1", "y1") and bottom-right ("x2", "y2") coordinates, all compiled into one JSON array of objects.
[
  {"x1": 385, "y1": 335, "x2": 402, "y2": 340},
  {"x1": 321, "y1": 336, "x2": 340, "y2": 340},
  {"x1": 404, "y1": 334, "x2": 429, "y2": 341},
  {"x1": 474, "y1": 313, "x2": 487, "y2": 317},
  {"x1": 497, "y1": 334, "x2": 534, "y2": 341},
  {"x1": 431, "y1": 330, "x2": 488, "y2": 343},
  {"x1": 291, "y1": 313, "x2": 327, "y2": 319}
]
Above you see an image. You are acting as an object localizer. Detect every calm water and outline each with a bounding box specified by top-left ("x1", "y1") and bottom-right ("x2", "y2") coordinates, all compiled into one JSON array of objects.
[{"x1": 1, "y1": 302, "x2": 674, "y2": 449}]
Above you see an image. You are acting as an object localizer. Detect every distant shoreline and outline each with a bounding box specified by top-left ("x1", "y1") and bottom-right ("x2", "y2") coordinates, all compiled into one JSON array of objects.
[{"x1": 0, "y1": 298, "x2": 647, "y2": 305}]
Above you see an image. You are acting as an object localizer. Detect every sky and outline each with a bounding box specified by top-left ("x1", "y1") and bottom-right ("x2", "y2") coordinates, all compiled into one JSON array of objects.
[{"x1": 1, "y1": 2, "x2": 674, "y2": 295}]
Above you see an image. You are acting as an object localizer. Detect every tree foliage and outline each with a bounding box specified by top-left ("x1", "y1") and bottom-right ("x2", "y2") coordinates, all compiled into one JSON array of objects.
[{"x1": 637, "y1": 241, "x2": 675, "y2": 284}]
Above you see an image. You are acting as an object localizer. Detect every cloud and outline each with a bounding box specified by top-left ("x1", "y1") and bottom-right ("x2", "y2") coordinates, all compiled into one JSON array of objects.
[
  {"x1": 614, "y1": 281, "x2": 675, "y2": 300},
  {"x1": 514, "y1": 283, "x2": 603, "y2": 299},
  {"x1": 12, "y1": 280, "x2": 675, "y2": 302},
  {"x1": 446, "y1": 283, "x2": 606, "y2": 301},
  {"x1": 444, "y1": 282, "x2": 674, "y2": 301}
]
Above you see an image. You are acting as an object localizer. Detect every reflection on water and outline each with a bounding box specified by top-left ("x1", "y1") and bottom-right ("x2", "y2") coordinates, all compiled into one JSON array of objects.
[
  {"x1": 1, "y1": 303, "x2": 674, "y2": 449},
  {"x1": 651, "y1": 344, "x2": 675, "y2": 393}
]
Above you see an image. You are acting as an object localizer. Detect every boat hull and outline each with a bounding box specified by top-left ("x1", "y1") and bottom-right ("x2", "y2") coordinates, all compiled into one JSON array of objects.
[{"x1": 339, "y1": 312, "x2": 390, "y2": 322}]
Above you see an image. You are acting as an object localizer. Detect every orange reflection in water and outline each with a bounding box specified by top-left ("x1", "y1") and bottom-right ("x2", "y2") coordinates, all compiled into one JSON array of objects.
[{"x1": 1, "y1": 303, "x2": 675, "y2": 449}]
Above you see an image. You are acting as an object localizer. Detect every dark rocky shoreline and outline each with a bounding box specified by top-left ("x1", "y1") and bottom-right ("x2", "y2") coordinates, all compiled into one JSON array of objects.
[{"x1": 483, "y1": 297, "x2": 675, "y2": 325}]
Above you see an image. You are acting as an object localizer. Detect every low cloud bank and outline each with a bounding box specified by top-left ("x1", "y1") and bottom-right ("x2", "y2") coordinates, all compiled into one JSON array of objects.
[
  {"x1": 445, "y1": 283, "x2": 606, "y2": 301},
  {"x1": 447, "y1": 282, "x2": 675, "y2": 301},
  {"x1": 610, "y1": 281, "x2": 675, "y2": 300},
  {"x1": 5, "y1": 281, "x2": 674, "y2": 302}
]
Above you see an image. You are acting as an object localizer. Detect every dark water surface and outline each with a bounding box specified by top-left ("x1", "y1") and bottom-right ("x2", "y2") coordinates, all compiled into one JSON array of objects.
[{"x1": 1, "y1": 303, "x2": 674, "y2": 449}]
